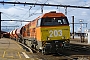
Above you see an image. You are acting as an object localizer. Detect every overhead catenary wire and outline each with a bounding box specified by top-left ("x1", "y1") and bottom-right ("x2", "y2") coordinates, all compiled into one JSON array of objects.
[
  {"x1": 1, "y1": 20, "x2": 31, "y2": 22},
  {"x1": 2, "y1": 0, "x2": 49, "y2": 21},
  {"x1": 15, "y1": 0, "x2": 19, "y2": 2},
  {"x1": 3, "y1": 6, "x2": 32, "y2": 20},
  {"x1": 68, "y1": 2, "x2": 90, "y2": 13},
  {"x1": 1, "y1": 1, "x2": 90, "y2": 20},
  {"x1": 0, "y1": 0, "x2": 90, "y2": 20},
  {"x1": 33, "y1": 0, "x2": 42, "y2": 3},
  {"x1": 1, "y1": 0, "x2": 90, "y2": 33},
  {"x1": 25, "y1": 0, "x2": 49, "y2": 19},
  {"x1": 2, "y1": 12, "x2": 12, "y2": 20},
  {"x1": 2, "y1": 0, "x2": 44, "y2": 25},
  {"x1": 19, "y1": 0, "x2": 39, "y2": 20},
  {"x1": 2, "y1": 26, "x2": 19, "y2": 27},
  {"x1": 2, "y1": 12, "x2": 21, "y2": 19},
  {"x1": 0, "y1": 1, "x2": 90, "y2": 9},
  {"x1": 28, "y1": 0, "x2": 38, "y2": 17},
  {"x1": 2, "y1": 12, "x2": 21, "y2": 26},
  {"x1": 14, "y1": 6, "x2": 30, "y2": 11},
  {"x1": 19, "y1": 9, "x2": 30, "y2": 20},
  {"x1": 28, "y1": 0, "x2": 49, "y2": 17}
]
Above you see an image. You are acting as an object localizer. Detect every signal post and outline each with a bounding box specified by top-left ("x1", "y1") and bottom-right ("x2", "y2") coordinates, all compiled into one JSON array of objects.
[{"x1": 0, "y1": 12, "x2": 1, "y2": 38}]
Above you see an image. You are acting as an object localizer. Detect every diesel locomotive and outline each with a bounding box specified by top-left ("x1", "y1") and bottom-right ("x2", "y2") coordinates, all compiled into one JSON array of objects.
[{"x1": 10, "y1": 11, "x2": 70, "y2": 54}]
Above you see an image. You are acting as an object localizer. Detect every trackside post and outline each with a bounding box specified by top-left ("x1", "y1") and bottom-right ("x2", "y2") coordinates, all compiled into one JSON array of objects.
[{"x1": 0, "y1": 12, "x2": 1, "y2": 39}]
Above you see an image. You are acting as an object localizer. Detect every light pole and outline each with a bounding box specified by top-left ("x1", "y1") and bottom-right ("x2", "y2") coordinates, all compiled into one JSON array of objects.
[
  {"x1": 79, "y1": 19, "x2": 83, "y2": 42},
  {"x1": 0, "y1": 12, "x2": 1, "y2": 39},
  {"x1": 79, "y1": 20, "x2": 83, "y2": 33}
]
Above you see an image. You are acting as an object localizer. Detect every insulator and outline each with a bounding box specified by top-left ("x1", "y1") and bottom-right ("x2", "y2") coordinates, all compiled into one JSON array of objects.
[
  {"x1": 57, "y1": 6, "x2": 58, "y2": 9},
  {"x1": 2, "y1": 1, "x2": 4, "y2": 5},
  {"x1": 14, "y1": 4, "x2": 15, "y2": 6},
  {"x1": 41, "y1": 6, "x2": 43, "y2": 13}
]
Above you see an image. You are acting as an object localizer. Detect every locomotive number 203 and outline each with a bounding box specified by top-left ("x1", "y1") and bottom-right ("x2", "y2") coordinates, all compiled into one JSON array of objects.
[{"x1": 49, "y1": 30, "x2": 62, "y2": 37}]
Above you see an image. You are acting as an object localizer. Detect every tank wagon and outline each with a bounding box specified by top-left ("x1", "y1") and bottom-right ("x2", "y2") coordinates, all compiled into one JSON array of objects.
[
  {"x1": 2, "y1": 32, "x2": 10, "y2": 38},
  {"x1": 10, "y1": 31, "x2": 13, "y2": 39},
  {"x1": 11, "y1": 11, "x2": 70, "y2": 54}
]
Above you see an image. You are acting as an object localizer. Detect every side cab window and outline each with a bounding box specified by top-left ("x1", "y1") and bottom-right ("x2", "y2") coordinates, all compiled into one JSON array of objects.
[
  {"x1": 23, "y1": 27, "x2": 26, "y2": 31},
  {"x1": 37, "y1": 19, "x2": 41, "y2": 27}
]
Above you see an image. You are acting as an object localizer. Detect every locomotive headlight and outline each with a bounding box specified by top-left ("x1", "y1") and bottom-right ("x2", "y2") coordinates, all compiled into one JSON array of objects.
[
  {"x1": 62, "y1": 36, "x2": 65, "y2": 39},
  {"x1": 40, "y1": 47, "x2": 43, "y2": 49},
  {"x1": 47, "y1": 37, "x2": 50, "y2": 40}
]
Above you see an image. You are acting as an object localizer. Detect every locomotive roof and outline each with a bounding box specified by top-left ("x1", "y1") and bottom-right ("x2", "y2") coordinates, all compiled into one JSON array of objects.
[
  {"x1": 25, "y1": 12, "x2": 66, "y2": 25},
  {"x1": 40, "y1": 12, "x2": 66, "y2": 18},
  {"x1": 22, "y1": 12, "x2": 66, "y2": 28}
]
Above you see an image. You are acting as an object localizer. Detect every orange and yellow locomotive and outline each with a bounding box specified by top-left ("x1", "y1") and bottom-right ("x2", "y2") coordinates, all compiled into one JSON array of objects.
[{"x1": 10, "y1": 11, "x2": 70, "y2": 54}]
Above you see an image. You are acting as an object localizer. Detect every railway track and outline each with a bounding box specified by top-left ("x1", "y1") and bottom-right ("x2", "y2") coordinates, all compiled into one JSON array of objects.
[
  {"x1": 67, "y1": 43, "x2": 90, "y2": 54},
  {"x1": 1, "y1": 39, "x2": 88, "y2": 60},
  {"x1": 17, "y1": 40, "x2": 90, "y2": 60},
  {"x1": 1, "y1": 38, "x2": 90, "y2": 60}
]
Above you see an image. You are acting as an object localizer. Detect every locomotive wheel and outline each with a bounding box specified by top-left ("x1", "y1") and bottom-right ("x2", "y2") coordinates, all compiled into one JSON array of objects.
[{"x1": 42, "y1": 48, "x2": 48, "y2": 55}]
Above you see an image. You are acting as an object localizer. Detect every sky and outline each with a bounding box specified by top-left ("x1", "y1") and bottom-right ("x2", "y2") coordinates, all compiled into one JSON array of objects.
[{"x1": 0, "y1": 0, "x2": 90, "y2": 33}]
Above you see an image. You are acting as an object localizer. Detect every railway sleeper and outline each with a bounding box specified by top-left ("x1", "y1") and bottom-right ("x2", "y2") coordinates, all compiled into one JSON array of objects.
[
  {"x1": 18, "y1": 38, "x2": 90, "y2": 55},
  {"x1": 20, "y1": 39, "x2": 80, "y2": 55},
  {"x1": 68, "y1": 44, "x2": 90, "y2": 52}
]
